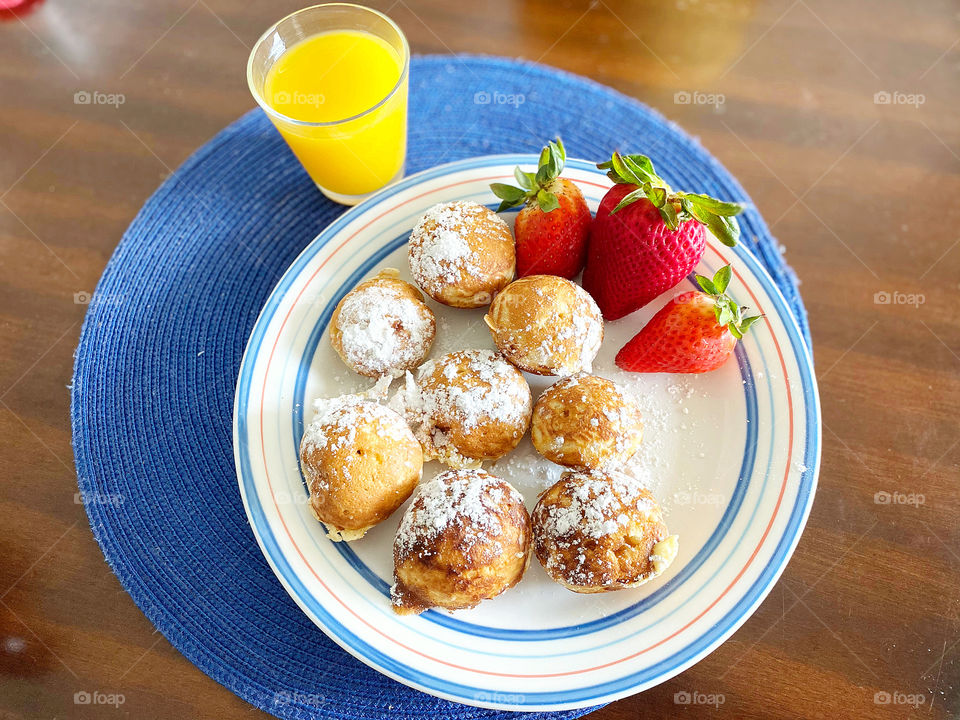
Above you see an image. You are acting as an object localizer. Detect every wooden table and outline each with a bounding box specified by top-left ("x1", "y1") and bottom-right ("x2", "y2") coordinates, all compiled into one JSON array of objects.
[{"x1": 2, "y1": 0, "x2": 957, "y2": 717}]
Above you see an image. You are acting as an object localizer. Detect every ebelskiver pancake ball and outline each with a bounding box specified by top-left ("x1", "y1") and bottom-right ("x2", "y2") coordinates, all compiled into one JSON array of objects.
[
  {"x1": 329, "y1": 268, "x2": 436, "y2": 378},
  {"x1": 407, "y1": 200, "x2": 515, "y2": 308},
  {"x1": 391, "y1": 469, "x2": 531, "y2": 615},
  {"x1": 299, "y1": 394, "x2": 422, "y2": 542},
  {"x1": 296, "y1": 138, "x2": 762, "y2": 612},
  {"x1": 531, "y1": 373, "x2": 644, "y2": 470},
  {"x1": 396, "y1": 349, "x2": 532, "y2": 470}
]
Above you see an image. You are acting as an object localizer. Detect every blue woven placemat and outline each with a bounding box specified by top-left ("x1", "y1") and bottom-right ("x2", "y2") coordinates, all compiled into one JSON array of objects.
[{"x1": 70, "y1": 55, "x2": 809, "y2": 720}]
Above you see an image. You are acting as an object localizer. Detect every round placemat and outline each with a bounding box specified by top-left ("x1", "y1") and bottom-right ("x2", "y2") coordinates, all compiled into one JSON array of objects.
[{"x1": 71, "y1": 55, "x2": 810, "y2": 720}]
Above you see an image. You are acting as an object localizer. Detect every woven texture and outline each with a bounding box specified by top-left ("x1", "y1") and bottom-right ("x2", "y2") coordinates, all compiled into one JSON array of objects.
[{"x1": 71, "y1": 55, "x2": 809, "y2": 720}]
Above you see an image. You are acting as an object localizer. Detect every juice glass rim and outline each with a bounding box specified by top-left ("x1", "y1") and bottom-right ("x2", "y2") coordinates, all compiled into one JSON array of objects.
[{"x1": 246, "y1": 3, "x2": 410, "y2": 129}]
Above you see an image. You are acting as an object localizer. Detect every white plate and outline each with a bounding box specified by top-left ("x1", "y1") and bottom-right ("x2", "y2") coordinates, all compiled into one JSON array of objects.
[{"x1": 233, "y1": 155, "x2": 821, "y2": 711}]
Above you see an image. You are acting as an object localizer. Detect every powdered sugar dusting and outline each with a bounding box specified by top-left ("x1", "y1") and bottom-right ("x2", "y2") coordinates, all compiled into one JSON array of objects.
[
  {"x1": 572, "y1": 285, "x2": 604, "y2": 372},
  {"x1": 409, "y1": 202, "x2": 503, "y2": 294},
  {"x1": 392, "y1": 350, "x2": 532, "y2": 464},
  {"x1": 540, "y1": 470, "x2": 653, "y2": 540},
  {"x1": 394, "y1": 469, "x2": 524, "y2": 558},
  {"x1": 302, "y1": 393, "x2": 411, "y2": 461},
  {"x1": 336, "y1": 282, "x2": 434, "y2": 377}
]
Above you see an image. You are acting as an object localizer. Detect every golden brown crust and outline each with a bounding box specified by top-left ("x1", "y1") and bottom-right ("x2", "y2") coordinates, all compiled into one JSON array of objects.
[
  {"x1": 408, "y1": 201, "x2": 515, "y2": 308},
  {"x1": 299, "y1": 397, "x2": 423, "y2": 540},
  {"x1": 484, "y1": 275, "x2": 603, "y2": 376},
  {"x1": 531, "y1": 374, "x2": 643, "y2": 469},
  {"x1": 329, "y1": 269, "x2": 436, "y2": 378},
  {"x1": 391, "y1": 469, "x2": 531, "y2": 614},
  {"x1": 401, "y1": 350, "x2": 532, "y2": 467},
  {"x1": 532, "y1": 469, "x2": 678, "y2": 592}
]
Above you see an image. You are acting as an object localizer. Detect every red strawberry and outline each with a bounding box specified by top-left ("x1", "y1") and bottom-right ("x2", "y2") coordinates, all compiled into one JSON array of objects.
[
  {"x1": 615, "y1": 265, "x2": 763, "y2": 374},
  {"x1": 491, "y1": 139, "x2": 591, "y2": 279},
  {"x1": 583, "y1": 152, "x2": 744, "y2": 320}
]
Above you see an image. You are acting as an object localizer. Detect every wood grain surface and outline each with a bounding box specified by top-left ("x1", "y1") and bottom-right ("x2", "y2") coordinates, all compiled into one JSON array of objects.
[{"x1": 1, "y1": 0, "x2": 958, "y2": 718}]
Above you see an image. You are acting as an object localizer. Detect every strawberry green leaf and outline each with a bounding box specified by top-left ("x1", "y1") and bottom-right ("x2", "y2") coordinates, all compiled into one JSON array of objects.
[
  {"x1": 646, "y1": 186, "x2": 667, "y2": 208},
  {"x1": 739, "y1": 314, "x2": 764, "y2": 333},
  {"x1": 555, "y1": 137, "x2": 567, "y2": 162},
  {"x1": 701, "y1": 270, "x2": 764, "y2": 339},
  {"x1": 660, "y1": 199, "x2": 679, "y2": 229},
  {"x1": 491, "y1": 183, "x2": 526, "y2": 201},
  {"x1": 609, "y1": 152, "x2": 641, "y2": 186},
  {"x1": 538, "y1": 145, "x2": 551, "y2": 170},
  {"x1": 514, "y1": 167, "x2": 535, "y2": 190},
  {"x1": 535, "y1": 161, "x2": 552, "y2": 187},
  {"x1": 490, "y1": 183, "x2": 527, "y2": 213},
  {"x1": 611, "y1": 187, "x2": 648, "y2": 214},
  {"x1": 713, "y1": 265, "x2": 732, "y2": 294},
  {"x1": 620, "y1": 153, "x2": 657, "y2": 180},
  {"x1": 621, "y1": 155, "x2": 660, "y2": 187},
  {"x1": 697, "y1": 210, "x2": 739, "y2": 247},
  {"x1": 492, "y1": 138, "x2": 569, "y2": 211},
  {"x1": 684, "y1": 193, "x2": 744, "y2": 217},
  {"x1": 717, "y1": 214, "x2": 741, "y2": 247},
  {"x1": 696, "y1": 274, "x2": 718, "y2": 295},
  {"x1": 537, "y1": 189, "x2": 560, "y2": 213},
  {"x1": 548, "y1": 139, "x2": 566, "y2": 174}
]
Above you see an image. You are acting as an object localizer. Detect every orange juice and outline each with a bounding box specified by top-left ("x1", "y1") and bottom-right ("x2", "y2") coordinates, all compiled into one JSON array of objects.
[{"x1": 263, "y1": 30, "x2": 407, "y2": 198}]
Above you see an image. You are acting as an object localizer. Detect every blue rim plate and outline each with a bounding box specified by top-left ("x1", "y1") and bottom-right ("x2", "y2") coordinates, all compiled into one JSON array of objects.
[{"x1": 232, "y1": 155, "x2": 821, "y2": 711}]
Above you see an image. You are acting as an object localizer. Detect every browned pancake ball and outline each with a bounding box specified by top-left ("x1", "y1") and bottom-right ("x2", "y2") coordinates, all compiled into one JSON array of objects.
[
  {"x1": 484, "y1": 275, "x2": 603, "y2": 376},
  {"x1": 531, "y1": 374, "x2": 644, "y2": 469},
  {"x1": 299, "y1": 395, "x2": 423, "y2": 542},
  {"x1": 408, "y1": 201, "x2": 516, "y2": 308},
  {"x1": 400, "y1": 349, "x2": 532, "y2": 468},
  {"x1": 532, "y1": 470, "x2": 678, "y2": 593},
  {"x1": 329, "y1": 269, "x2": 436, "y2": 378},
  {"x1": 391, "y1": 469, "x2": 531, "y2": 614}
]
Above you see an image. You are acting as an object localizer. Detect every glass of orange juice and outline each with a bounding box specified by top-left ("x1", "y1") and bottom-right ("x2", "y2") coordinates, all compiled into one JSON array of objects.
[{"x1": 247, "y1": 4, "x2": 409, "y2": 205}]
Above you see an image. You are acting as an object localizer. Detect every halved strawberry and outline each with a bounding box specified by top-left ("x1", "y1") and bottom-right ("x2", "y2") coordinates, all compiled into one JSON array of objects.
[
  {"x1": 583, "y1": 152, "x2": 744, "y2": 320},
  {"x1": 491, "y1": 139, "x2": 592, "y2": 279},
  {"x1": 615, "y1": 265, "x2": 763, "y2": 374}
]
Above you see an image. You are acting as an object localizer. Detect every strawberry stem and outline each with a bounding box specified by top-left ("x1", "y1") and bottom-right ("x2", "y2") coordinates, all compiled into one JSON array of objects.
[
  {"x1": 695, "y1": 265, "x2": 764, "y2": 338},
  {"x1": 598, "y1": 151, "x2": 745, "y2": 247},
  {"x1": 491, "y1": 138, "x2": 566, "y2": 213}
]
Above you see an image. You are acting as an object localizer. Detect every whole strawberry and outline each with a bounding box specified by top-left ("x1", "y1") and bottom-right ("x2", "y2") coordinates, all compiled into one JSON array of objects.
[
  {"x1": 615, "y1": 265, "x2": 762, "y2": 374},
  {"x1": 583, "y1": 152, "x2": 744, "y2": 320},
  {"x1": 491, "y1": 139, "x2": 592, "y2": 279}
]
